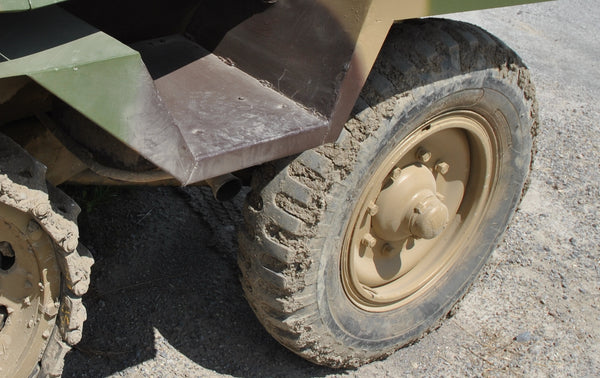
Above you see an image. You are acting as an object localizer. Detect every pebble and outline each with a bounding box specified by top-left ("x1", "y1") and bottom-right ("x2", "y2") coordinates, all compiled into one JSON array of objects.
[{"x1": 515, "y1": 331, "x2": 533, "y2": 343}]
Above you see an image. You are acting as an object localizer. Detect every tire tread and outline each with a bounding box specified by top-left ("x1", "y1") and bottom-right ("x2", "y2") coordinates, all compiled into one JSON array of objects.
[{"x1": 238, "y1": 18, "x2": 538, "y2": 368}]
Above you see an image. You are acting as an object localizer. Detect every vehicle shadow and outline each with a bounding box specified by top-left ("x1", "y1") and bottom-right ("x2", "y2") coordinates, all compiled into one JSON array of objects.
[{"x1": 61, "y1": 185, "x2": 337, "y2": 377}]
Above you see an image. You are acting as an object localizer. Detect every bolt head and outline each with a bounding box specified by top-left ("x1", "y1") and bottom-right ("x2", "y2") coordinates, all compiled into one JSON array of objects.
[
  {"x1": 367, "y1": 202, "x2": 379, "y2": 216},
  {"x1": 416, "y1": 148, "x2": 431, "y2": 163},
  {"x1": 435, "y1": 161, "x2": 450, "y2": 175},
  {"x1": 361, "y1": 233, "x2": 377, "y2": 248}
]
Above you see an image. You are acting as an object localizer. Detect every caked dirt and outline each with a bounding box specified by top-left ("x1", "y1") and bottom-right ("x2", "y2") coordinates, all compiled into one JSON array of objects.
[{"x1": 61, "y1": 0, "x2": 598, "y2": 376}]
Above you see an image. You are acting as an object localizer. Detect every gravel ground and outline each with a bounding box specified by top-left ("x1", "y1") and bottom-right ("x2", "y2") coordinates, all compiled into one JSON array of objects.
[{"x1": 61, "y1": 0, "x2": 599, "y2": 376}]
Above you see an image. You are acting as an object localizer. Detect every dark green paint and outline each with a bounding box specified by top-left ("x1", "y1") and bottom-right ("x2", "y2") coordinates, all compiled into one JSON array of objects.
[{"x1": 429, "y1": 0, "x2": 550, "y2": 15}]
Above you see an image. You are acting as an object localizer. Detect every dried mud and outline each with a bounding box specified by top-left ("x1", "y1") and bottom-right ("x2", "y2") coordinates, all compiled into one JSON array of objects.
[{"x1": 62, "y1": 1, "x2": 598, "y2": 376}]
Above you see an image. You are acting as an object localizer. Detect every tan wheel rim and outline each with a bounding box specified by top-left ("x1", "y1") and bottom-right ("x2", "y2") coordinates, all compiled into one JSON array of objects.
[
  {"x1": 0, "y1": 203, "x2": 60, "y2": 377},
  {"x1": 341, "y1": 111, "x2": 498, "y2": 312}
]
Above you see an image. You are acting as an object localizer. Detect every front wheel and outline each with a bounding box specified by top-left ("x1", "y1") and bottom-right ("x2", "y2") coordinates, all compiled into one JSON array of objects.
[{"x1": 238, "y1": 18, "x2": 537, "y2": 367}]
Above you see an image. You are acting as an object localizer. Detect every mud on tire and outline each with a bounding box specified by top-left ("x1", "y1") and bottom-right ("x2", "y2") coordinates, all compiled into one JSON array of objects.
[
  {"x1": 0, "y1": 134, "x2": 93, "y2": 377},
  {"x1": 238, "y1": 18, "x2": 537, "y2": 367}
]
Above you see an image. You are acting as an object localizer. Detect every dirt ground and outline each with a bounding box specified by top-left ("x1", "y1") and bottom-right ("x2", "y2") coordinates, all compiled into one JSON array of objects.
[{"x1": 61, "y1": 0, "x2": 599, "y2": 376}]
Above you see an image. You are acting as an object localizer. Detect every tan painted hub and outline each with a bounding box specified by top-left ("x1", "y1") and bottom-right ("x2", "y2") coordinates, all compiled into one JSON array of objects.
[
  {"x1": 372, "y1": 164, "x2": 449, "y2": 241},
  {"x1": 341, "y1": 111, "x2": 497, "y2": 312}
]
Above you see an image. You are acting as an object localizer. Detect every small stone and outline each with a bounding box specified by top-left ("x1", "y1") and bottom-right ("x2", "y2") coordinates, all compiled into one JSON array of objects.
[
  {"x1": 528, "y1": 345, "x2": 543, "y2": 355},
  {"x1": 515, "y1": 331, "x2": 533, "y2": 343}
]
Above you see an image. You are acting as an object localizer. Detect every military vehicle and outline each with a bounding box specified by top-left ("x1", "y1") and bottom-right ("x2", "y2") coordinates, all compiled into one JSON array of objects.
[{"x1": 0, "y1": 0, "x2": 547, "y2": 376}]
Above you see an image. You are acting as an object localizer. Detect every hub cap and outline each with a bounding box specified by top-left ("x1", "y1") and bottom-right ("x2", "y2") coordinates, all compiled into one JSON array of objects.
[{"x1": 341, "y1": 111, "x2": 498, "y2": 312}]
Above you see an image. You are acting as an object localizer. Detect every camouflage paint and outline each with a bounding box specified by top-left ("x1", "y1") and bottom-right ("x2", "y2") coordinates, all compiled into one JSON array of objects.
[
  {"x1": 0, "y1": 0, "x2": 550, "y2": 184},
  {"x1": 0, "y1": 6, "x2": 194, "y2": 183}
]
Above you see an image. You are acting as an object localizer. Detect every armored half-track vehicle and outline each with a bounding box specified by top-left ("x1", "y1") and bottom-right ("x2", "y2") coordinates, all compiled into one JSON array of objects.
[{"x1": 1, "y1": 0, "x2": 547, "y2": 376}]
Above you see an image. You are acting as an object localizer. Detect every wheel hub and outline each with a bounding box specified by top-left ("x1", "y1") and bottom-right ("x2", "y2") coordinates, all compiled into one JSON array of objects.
[
  {"x1": 372, "y1": 164, "x2": 449, "y2": 242},
  {"x1": 341, "y1": 111, "x2": 496, "y2": 312}
]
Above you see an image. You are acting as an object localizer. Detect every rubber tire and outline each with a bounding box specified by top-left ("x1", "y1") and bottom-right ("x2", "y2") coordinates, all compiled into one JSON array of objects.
[
  {"x1": 0, "y1": 134, "x2": 93, "y2": 377},
  {"x1": 238, "y1": 18, "x2": 537, "y2": 368}
]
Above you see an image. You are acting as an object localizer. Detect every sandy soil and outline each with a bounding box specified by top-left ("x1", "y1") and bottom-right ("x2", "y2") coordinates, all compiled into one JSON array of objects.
[{"x1": 61, "y1": 0, "x2": 599, "y2": 376}]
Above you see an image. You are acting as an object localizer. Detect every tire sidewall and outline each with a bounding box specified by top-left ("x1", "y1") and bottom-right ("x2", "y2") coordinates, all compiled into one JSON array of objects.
[{"x1": 314, "y1": 68, "x2": 533, "y2": 352}]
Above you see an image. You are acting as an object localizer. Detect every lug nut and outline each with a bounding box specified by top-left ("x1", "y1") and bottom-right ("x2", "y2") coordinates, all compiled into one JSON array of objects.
[
  {"x1": 367, "y1": 202, "x2": 379, "y2": 216},
  {"x1": 435, "y1": 161, "x2": 450, "y2": 175},
  {"x1": 361, "y1": 233, "x2": 377, "y2": 248},
  {"x1": 416, "y1": 148, "x2": 431, "y2": 163},
  {"x1": 391, "y1": 167, "x2": 402, "y2": 180}
]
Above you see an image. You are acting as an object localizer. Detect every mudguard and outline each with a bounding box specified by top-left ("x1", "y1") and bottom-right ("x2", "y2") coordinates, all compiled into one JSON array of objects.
[{"x1": 0, "y1": 1, "x2": 549, "y2": 185}]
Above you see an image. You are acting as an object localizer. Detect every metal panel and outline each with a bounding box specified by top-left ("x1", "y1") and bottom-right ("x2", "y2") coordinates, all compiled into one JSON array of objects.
[
  {"x1": 137, "y1": 35, "x2": 328, "y2": 183},
  {"x1": 0, "y1": 6, "x2": 195, "y2": 183},
  {"x1": 0, "y1": 1, "x2": 551, "y2": 186},
  {"x1": 0, "y1": 0, "x2": 66, "y2": 12},
  {"x1": 0, "y1": 0, "x2": 29, "y2": 12}
]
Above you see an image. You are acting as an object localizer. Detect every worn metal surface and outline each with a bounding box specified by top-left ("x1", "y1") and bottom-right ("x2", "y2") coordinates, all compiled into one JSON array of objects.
[
  {"x1": 0, "y1": 0, "x2": 65, "y2": 12},
  {"x1": 2, "y1": 118, "x2": 87, "y2": 185},
  {"x1": 0, "y1": 6, "x2": 194, "y2": 183},
  {"x1": 136, "y1": 35, "x2": 328, "y2": 184},
  {"x1": 0, "y1": 1, "x2": 550, "y2": 186},
  {"x1": 199, "y1": 0, "x2": 551, "y2": 142}
]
